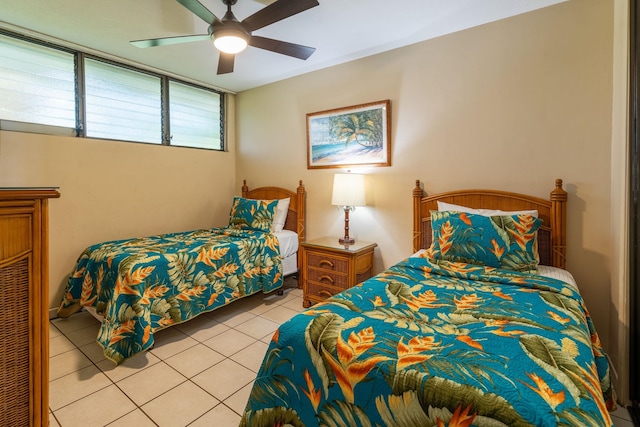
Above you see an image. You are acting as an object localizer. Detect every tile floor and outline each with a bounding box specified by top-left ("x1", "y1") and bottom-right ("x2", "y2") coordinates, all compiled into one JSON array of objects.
[
  {"x1": 49, "y1": 278, "x2": 304, "y2": 427},
  {"x1": 49, "y1": 276, "x2": 636, "y2": 427}
]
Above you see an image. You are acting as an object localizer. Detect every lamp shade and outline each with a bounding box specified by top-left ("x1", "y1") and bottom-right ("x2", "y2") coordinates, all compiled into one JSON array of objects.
[{"x1": 331, "y1": 173, "x2": 366, "y2": 207}]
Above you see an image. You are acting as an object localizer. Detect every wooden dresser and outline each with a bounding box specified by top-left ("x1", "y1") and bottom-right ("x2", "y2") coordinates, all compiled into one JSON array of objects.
[
  {"x1": 301, "y1": 237, "x2": 377, "y2": 308},
  {"x1": 0, "y1": 188, "x2": 59, "y2": 427}
]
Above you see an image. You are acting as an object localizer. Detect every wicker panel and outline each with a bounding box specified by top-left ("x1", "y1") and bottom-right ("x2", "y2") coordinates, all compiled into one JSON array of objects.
[
  {"x1": 0, "y1": 257, "x2": 31, "y2": 427},
  {"x1": 283, "y1": 210, "x2": 297, "y2": 233},
  {"x1": 537, "y1": 229, "x2": 551, "y2": 267}
]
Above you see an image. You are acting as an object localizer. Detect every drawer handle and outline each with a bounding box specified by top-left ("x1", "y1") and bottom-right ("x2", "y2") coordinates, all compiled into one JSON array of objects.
[
  {"x1": 319, "y1": 275, "x2": 334, "y2": 283},
  {"x1": 319, "y1": 259, "x2": 334, "y2": 268},
  {"x1": 319, "y1": 290, "x2": 334, "y2": 298}
]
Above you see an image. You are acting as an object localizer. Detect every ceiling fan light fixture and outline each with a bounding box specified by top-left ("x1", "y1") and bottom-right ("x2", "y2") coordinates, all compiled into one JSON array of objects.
[{"x1": 212, "y1": 26, "x2": 249, "y2": 54}]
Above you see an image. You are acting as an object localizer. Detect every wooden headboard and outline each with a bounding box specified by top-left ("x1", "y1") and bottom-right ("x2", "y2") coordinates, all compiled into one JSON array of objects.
[
  {"x1": 242, "y1": 180, "x2": 306, "y2": 246},
  {"x1": 412, "y1": 179, "x2": 568, "y2": 269}
]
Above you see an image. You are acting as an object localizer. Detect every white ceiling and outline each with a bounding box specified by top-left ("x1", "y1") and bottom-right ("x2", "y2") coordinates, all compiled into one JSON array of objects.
[{"x1": 1, "y1": 0, "x2": 565, "y2": 93}]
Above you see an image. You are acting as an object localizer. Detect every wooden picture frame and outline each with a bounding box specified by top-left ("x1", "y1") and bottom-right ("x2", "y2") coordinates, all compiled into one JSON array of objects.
[{"x1": 306, "y1": 99, "x2": 391, "y2": 169}]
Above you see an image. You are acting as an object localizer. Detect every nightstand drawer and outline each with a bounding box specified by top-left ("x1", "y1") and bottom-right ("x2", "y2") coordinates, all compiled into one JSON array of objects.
[
  {"x1": 301, "y1": 238, "x2": 377, "y2": 308},
  {"x1": 306, "y1": 281, "x2": 345, "y2": 300},
  {"x1": 306, "y1": 252, "x2": 348, "y2": 272},
  {"x1": 306, "y1": 269, "x2": 348, "y2": 287}
]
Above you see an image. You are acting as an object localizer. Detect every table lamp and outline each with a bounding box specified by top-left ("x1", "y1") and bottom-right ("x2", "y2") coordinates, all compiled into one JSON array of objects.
[{"x1": 331, "y1": 173, "x2": 365, "y2": 245}]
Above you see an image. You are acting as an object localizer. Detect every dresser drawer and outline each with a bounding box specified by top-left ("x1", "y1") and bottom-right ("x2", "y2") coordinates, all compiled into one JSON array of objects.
[
  {"x1": 306, "y1": 268, "x2": 348, "y2": 288},
  {"x1": 306, "y1": 252, "x2": 348, "y2": 272},
  {"x1": 306, "y1": 281, "x2": 345, "y2": 300}
]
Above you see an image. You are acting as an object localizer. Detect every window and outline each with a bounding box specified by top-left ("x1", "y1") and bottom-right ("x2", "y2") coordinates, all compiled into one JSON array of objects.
[
  {"x1": 0, "y1": 33, "x2": 75, "y2": 129},
  {"x1": 169, "y1": 81, "x2": 223, "y2": 150},
  {"x1": 84, "y1": 58, "x2": 162, "y2": 144},
  {"x1": 0, "y1": 31, "x2": 225, "y2": 150}
]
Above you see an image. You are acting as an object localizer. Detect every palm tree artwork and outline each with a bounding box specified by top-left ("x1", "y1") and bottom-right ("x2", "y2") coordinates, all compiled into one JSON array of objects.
[{"x1": 307, "y1": 100, "x2": 390, "y2": 168}]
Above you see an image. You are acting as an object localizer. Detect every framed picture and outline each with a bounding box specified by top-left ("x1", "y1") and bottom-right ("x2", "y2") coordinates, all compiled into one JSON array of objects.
[{"x1": 306, "y1": 99, "x2": 391, "y2": 169}]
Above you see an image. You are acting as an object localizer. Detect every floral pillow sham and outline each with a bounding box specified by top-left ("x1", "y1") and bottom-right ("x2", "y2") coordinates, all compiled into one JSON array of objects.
[{"x1": 425, "y1": 210, "x2": 543, "y2": 272}]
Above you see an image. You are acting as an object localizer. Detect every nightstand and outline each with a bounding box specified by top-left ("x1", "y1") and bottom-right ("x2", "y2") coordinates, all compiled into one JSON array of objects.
[{"x1": 301, "y1": 237, "x2": 377, "y2": 307}]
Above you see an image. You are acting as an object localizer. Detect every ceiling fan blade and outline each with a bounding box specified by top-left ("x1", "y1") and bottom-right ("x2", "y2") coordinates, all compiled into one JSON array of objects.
[
  {"x1": 217, "y1": 52, "x2": 235, "y2": 74},
  {"x1": 176, "y1": 0, "x2": 222, "y2": 25},
  {"x1": 241, "y1": 0, "x2": 319, "y2": 32},
  {"x1": 131, "y1": 34, "x2": 210, "y2": 48},
  {"x1": 249, "y1": 35, "x2": 315, "y2": 60}
]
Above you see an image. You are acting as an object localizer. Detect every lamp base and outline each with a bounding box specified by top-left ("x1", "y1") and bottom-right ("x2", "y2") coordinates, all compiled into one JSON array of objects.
[{"x1": 339, "y1": 237, "x2": 355, "y2": 245}]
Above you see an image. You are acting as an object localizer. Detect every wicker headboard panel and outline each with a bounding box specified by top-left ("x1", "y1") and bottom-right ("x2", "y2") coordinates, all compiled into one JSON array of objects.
[
  {"x1": 241, "y1": 180, "x2": 306, "y2": 245},
  {"x1": 412, "y1": 179, "x2": 567, "y2": 269}
]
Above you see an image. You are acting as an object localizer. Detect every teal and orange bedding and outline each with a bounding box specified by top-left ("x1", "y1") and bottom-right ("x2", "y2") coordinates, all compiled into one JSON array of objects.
[
  {"x1": 241, "y1": 256, "x2": 615, "y2": 426},
  {"x1": 58, "y1": 227, "x2": 282, "y2": 364}
]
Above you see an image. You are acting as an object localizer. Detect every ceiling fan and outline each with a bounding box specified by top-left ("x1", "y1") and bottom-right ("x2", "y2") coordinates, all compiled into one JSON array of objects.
[{"x1": 130, "y1": 0, "x2": 319, "y2": 75}]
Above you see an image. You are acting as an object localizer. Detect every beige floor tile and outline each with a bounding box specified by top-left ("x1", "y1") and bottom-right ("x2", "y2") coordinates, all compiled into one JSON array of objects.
[
  {"x1": 260, "y1": 293, "x2": 288, "y2": 306},
  {"x1": 64, "y1": 323, "x2": 101, "y2": 348},
  {"x1": 229, "y1": 293, "x2": 268, "y2": 310},
  {"x1": 189, "y1": 404, "x2": 241, "y2": 427},
  {"x1": 142, "y1": 381, "x2": 219, "y2": 427},
  {"x1": 49, "y1": 348, "x2": 93, "y2": 381},
  {"x1": 51, "y1": 311, "x2": 100, "y2": 335},
  {"x1": 233, "y1": 341, "x2": 269, "y2": 372},
  {"x1": 612, "y1": 406, "x2": 631, "y2": 421},
  {"x1": 192, "y1": 359, "x2": 256, "y2": 401},
  {"x1": 49, "y1": 412, "x2": 61, "y2": 427},
  {"x1": 281, "y1": 296, "x2": 305, "y2": 312},
  {"x1": 247, "y1": 300, "x2": 280, "y2": 315},
  {"x1": 202, "y1": 328, "x2": 256, "y2": 357},
  {"x1": 149, "y1": 327, "x2": 198, "y2": 360},
  {"x1": 233, "y1": 316, "x2": 280, "y2": 340},
  {"x1": 218, "y1": 309, "x2": 257, "y2": 328},
  {"x1": 50, "y1": 323, "x2": 62, "y2": 339},
  {"x1": 50, "y1": 334, "x2": 78, "y2": 357},
  {"x1": 287, "y1": 288, "x2": 303, "y2": 297},
  {"x1": 53, "y1": 384, "x2": 136, "y2": 427},
  {"x1": 260, "y1": 305, "x2": 299, "y2": 324},
  {"x1": 78, "y1": 341, "x2": 108, "y2": 364},
  {"x1": 117, "y1": 362, "x2": 187, "y2": 406},
  {"x1": 260, "y1": 334, "x2": 275, "y2": 344},
  {"x1": 106, "y1": 409, "x2": 156, "y2": 426},
  {"x1": 97, "y1": 350, "x2": 161, "y2": 383},
  {"x1": 49, "y1": 365, "x2": 113, "y2": 411},
  {"x1": 164, "y1": 343, "x2": 225, "y2": 378},
  {"x1": 611, "y1": 416, "x2": 635, "y2": 427},
  {"x1": 276, "y1": 289, "x2": 304, "y2": 305},
  {"x1": 174, "y1": 314, "x2": 230, "y2": 342},
  {"x1": 223, "y1": 381, "x2": 254, "y2": 415}
]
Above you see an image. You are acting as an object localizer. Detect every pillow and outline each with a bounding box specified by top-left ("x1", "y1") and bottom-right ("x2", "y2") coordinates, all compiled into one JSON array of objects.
[
  {"x1": 437, "y1": 201, "x2": 538, "y2": 218},
  {"x1": 272, "y1": 198, "x2": 290, "y2": 233},
  {"x1": 228, "y1": 197, "x2": 278, "y2": 232},
  {"x1": 425, "y1": 210, "x2": 543, "y2": 272}
]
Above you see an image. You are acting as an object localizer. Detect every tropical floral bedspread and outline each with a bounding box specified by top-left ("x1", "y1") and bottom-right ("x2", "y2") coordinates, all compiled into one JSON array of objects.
[
  {"x1": 241, "y1": 257, "x2": 616, "y2": 427},
  {"x1": 58, "y1": 227, "x2": 282, "y2": 364}
]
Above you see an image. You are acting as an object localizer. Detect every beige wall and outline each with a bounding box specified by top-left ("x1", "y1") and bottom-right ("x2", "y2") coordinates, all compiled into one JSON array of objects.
[
  {"x1": 0, "y1": 122, "x2": 237, "y2": 311},
  {"x1": 236, "y1": 0, "x2": 617, "y2": 367},
  {"x1": 610, "y1": 0, "x2": 630, "y2": 404}
]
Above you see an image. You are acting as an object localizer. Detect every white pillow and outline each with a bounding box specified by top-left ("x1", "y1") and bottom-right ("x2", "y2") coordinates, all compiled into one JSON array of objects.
[
  {"x1": 536, "y1": 265, "x2": 579, "y2": 291},
  {"x1": 272, "y1": 198, "x2": 290, "y2": 232},
  {"x1": 437, "y1": 201, "x2": 538, "y2": 218}
]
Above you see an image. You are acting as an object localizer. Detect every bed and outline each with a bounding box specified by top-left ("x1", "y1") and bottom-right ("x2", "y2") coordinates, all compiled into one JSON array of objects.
[
  {"x1": 57, "y1": 180, "x2": 306, "y2": 365},
  {"x1": 240, "y1": 179, "x2": 616, "y2": 427}
]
